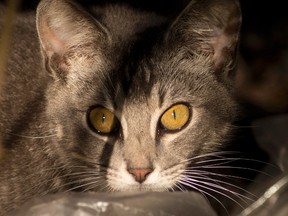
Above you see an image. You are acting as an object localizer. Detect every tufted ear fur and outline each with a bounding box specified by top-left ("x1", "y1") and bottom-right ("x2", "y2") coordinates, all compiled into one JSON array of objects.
[
  {"x1": 36, "y1": 0, "x2": 111, "y2": 81},
  {"x1": 166, "y1": 0, "x2": 241, "y2": 75}
]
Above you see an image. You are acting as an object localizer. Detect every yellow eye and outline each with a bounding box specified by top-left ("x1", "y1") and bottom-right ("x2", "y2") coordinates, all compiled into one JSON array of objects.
[
  {"x1": 88, "y1": 107, "x2": 119, "y2": 134},
  {"x1": 160, "y1": 104, "x2": 190, "y2": 131}
]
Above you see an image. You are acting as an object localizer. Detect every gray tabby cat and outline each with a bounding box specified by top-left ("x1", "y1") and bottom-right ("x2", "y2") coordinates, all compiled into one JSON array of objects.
[{"x1": 0, "y1": 0, "x2": 242, "y2": 214}]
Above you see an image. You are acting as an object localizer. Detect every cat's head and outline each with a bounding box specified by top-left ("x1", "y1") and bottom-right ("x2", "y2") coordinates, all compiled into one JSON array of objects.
[{"x1": 36, "y1": 0, "x2": 241, "y2": 192}]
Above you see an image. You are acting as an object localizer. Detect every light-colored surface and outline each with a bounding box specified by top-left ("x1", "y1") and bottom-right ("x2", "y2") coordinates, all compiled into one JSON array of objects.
[{"x1": 9, "y1": 192, "x2": 217, "y2": 216}]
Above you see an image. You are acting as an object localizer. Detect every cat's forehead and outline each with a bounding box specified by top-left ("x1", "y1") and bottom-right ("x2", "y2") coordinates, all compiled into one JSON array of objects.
[{"x1": 122, "y1": 48, "x2": 212, "y2": 105}]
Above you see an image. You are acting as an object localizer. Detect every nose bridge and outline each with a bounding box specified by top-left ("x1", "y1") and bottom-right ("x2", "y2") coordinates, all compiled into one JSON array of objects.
[
  {"x1": 123, "y1": 106, "x2": 155, "y2": 168},
  {"x1": 124, "y1": 128, "x2": 155, "y2": 167}
]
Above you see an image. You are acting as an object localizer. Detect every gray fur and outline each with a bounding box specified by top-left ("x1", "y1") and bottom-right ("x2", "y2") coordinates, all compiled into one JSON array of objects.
[{"x1": 0, "y1": 0, "x2": 241, "y2": 214}]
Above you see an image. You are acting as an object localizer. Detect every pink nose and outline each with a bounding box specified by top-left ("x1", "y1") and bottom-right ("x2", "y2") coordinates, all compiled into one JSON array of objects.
[{"x1": 128, "y1": 168, "x2": 153, "y2": 183}]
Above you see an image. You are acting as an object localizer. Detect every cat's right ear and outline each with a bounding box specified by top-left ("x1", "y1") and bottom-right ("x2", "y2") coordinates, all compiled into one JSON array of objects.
[
  {"x1": 36, "y1": 0, "x2": 111, "y2": 81},
  {"x1": 165, "y1": 0, "x2": 241, "y2": 81}
]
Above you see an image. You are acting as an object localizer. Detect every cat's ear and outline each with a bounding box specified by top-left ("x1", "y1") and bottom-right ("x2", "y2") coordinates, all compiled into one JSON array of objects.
[
  {"x1": 166, "y1": 0, "x2": 241, "y2": 72},
  {"x1": 36, "y1": 0, "x2": 110, "y2": 81}
]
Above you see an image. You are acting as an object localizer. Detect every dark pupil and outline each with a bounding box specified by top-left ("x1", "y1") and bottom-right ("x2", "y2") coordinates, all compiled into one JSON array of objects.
[{"x1": 172, "y1": 110, "x2": 176, "y2": 120}]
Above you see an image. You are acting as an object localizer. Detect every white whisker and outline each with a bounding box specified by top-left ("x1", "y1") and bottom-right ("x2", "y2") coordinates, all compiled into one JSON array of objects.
[
  {"x1": 184, "y1": 173, "x2": 257, "y2": 201},
  {"x1": 6, "y1": 133, "x2": 57, "y2": 139},
  {"x1": 180, "y1": 177, "x2": 246, "y2": 210},
  {"x1": 185, "y1": 169, "x2": 255, "y2": 183},
  {"x1": 181, "y1": 151, "x2": 240, "y2": 164},
  {"x1": 83, "y1": 180, "x2": 108, "y2": 192},
  {"x1": 64, "y1": 176, "x2": 105, "y2": 193},
  {"x1": 192, "y1": 165, "x2": 272, "y2": 177},
  {"x1": 178, "y1": 179, "x2": 230, "y2": 216}
]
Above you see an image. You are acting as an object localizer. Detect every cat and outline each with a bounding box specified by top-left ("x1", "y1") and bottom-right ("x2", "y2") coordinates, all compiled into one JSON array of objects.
[{"x1": 0, "y1": 0, "x2": 243, "y2": 215}]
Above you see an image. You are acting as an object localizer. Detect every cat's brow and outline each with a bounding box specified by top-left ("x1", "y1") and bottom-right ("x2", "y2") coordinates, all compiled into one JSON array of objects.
[{"x1": 158, "y1": 89, "x2": 166, "y2": 108}]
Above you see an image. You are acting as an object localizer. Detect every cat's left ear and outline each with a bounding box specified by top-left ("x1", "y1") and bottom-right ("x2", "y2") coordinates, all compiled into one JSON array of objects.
[
  {"x1": 166, "y1": 0, "x2": 241, "y2": 73},
  {"x1": 36, "y1": 0, "x2": 111, "y2": 81}
]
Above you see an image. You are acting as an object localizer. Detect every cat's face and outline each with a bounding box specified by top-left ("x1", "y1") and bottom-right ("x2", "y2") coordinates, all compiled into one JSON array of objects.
[{"x1": 37, "y1": 0, "x2": 241, "y2": 192}]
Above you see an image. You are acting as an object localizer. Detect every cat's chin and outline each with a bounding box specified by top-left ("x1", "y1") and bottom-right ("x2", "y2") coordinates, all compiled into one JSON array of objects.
[{"x1": 107, "y1": 175, "x2": 177, "y2": 192}]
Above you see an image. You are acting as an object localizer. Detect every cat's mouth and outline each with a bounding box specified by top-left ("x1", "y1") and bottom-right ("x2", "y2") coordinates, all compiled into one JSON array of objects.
[{"x1": 106, "y1": 163, "x2": 185, "y2": 193}]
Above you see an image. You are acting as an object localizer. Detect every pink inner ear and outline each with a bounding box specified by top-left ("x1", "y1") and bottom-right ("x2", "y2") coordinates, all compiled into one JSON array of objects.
[
  {"x1": 211, "y1": 30, "x2": 232, "y2": 68},
  {"x1": 40, "y1": 21, "x2": 66, "y2": 58}
]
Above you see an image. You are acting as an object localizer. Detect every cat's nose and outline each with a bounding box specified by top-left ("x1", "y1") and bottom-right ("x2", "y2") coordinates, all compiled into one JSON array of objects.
[{"x1": 128, "y1": 168, "x2": 153, "y2": 183}]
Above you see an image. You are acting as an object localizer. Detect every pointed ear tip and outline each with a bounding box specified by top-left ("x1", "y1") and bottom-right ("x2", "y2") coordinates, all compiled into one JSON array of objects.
[
  {"x1": 36, "y1": 0, "x2": 49, "y2": 10},
  {"x1": 36, "y1": 0, "x2": 61, "y2": 30},
  {"x1": 36, "y1": 0, "x2": 51, "y2": 20},
  {"x1": 36, "y1": 0, "x2": 61, "y2": 16}
]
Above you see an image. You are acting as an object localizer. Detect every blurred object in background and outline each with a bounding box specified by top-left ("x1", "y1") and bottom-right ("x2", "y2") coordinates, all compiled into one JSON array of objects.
[
  {"x1": 238, "y1": 0, "x2": 288, "y2": 115},
  {"x1": 235, "y1": 2, "x2": 288, "y2": 214},
  {"x1": 236, "y1": 115, "x2": 288, "y2": 216},
  {"x1": 0, "y1": 0, "x2": 22, "y2": 159},
  {"x1": 9, "y1": 192, "x2": 217, "y2": 216}
]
